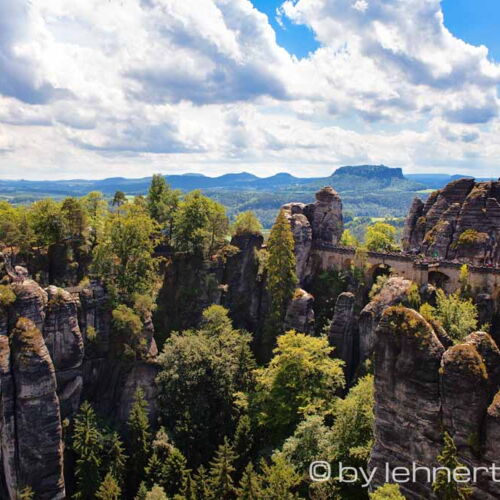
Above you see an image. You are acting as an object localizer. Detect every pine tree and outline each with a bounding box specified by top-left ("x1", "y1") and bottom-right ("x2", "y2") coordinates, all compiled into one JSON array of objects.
[
  {"x1": 127, "y1": 387, "x2": 152, "y2": 496},
  {"x1": 163, "y1": 447, "x2": 187, "y2": 497},
  {"x1": 232, "y1": 415, "x2": 254, "y2": 478},
  {"x1": 237, "y1": 463, "x2": 263, "y2": 500},
  {"x1": 72, "y1": 401, "x2": 104, "y2": 500},
  {"x1": 209, "y1": 437, "x2": 238, "y2": 500},
  {"x1": 145, "y1": 428, "x2": 187, "y2": 497},
  {"x1": 181, "y1": 470, "x2": 197, "y2": 500},
  {"x1": 112, "y1": 191, "x2": 126, "y2": 207},
  {"x1": 264, "y1": 209, "x2": 297, "y2": 358},
  {"x1": 95, "y1": 473, "x2": 121, "y2": 500},
  {"x1": 104, "y1": 431, "x2": 127, "y2": 487},
  {"x1": 145, "y1": 452, "x2": 164, "y2": 490},
  {"x1": 135, "y1": 482, "x2": 149, "y2": 500},
  {"x1": 432, "y1": 432, "x2": 472, "y2": 500},
  {"x1": 147, "y1": 174, "x2": 180, "y2": 243},
  {"x1": 194, "y1": 465, "x2": 212, "y2": 500}
]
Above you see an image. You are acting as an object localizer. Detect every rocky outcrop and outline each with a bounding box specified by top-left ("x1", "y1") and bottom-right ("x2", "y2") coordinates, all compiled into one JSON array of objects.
[
  {"x1": 371, "y1": 306, "x2": 500, "y2": 499},
  {"x1": 371, "y1": 307, "x2": 445, "y2": 499},
  {"x1": 328, "y1": 292, "x2": 357, "y2": 381},
  {"x1": 0, "y1": 268, "x2": 161, "y2": 498},
  {"x1": 223, "y1": 233, "x2": 266, "y2": 332},
  {"x1": 281, "y1": 203, "x2": 313, "y2": 283},
  {"x1": 284, "y1": 289, "x2": 315, "y2": 334},
  {"x1": 358, "y1": 276, "x2": 414, "y2": 363},
  {"x1": 282, "y1": 186, "x2": 343, "y2": 284},
  {"x1": 403, "y1": 178, "x2": 500, "y2": 265},
  {"x1": 8, "y1": 318, "x2": 65, "y2": 499},
  {"x1": 44, "y1": 286, "x2": 84, "y2": 420}
]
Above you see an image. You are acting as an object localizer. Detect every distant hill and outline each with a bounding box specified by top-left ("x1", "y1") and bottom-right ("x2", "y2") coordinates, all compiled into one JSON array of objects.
[
  {"x1": 0, "y1": 165, "x2": 494, "y2": 227},
  {"x1": 406, "y1": 173, "x2": 495, "y2": 189}
]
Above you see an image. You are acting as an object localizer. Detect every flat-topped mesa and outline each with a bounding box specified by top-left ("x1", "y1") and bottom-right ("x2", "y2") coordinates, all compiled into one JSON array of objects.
[
  {"x1": 281, "y1": 186, "x2": 343, "y2": 283},
  {"x1": 403, "y1": 178, "x2": 500, "y2": 266}
]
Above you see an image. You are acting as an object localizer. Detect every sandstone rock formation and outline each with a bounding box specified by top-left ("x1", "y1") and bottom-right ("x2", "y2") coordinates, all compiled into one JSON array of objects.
[
  {"x1": 0, "y1": 270, "x2": 159, "y2": 498},
  {"x1": 44, "y1": 285, "x2": 84, "y2": 420},
  {"x1": 1, "y1": 318, "x2": 65, "y2": 499},
  {"x1": 358, "y1": 276, "x2": 414, "y2": 362},
  {"x1": 282, "y1": 186, "x2": 343, "y2": 284},
  {"x1": 223, "y1": 232, "x2": 266, "y2": 332},
  {"x1": 371, "y1": 306, "x2": 500, "y2": 499},
  {"x1": 284, "y1": 288, "x2": 315, "y2": 334},
  {"x1": 328, "y1": 292, "x2": 357, "y2": 381},
  {"x1": 403, "y1": 178, "x2": 500, "y2": 265}
]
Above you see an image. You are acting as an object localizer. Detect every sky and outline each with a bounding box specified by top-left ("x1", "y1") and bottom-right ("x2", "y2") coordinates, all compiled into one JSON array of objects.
[{"x1": 0, "y1": 0, "x2": 499, "y2": 180}]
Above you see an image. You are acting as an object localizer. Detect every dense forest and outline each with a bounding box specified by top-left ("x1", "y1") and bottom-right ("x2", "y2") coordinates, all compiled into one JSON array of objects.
[{"x1": 0, "y1": 175, "x2": 495, "y2": 500}]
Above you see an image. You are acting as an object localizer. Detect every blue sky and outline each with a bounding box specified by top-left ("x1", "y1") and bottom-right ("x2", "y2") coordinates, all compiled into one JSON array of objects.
[
  {"x1": 0, "y1": 0, "x2": 500, "y2": 179},
  {"x1": 251, "y1": 0, "x2": 500, "y2": 61}
]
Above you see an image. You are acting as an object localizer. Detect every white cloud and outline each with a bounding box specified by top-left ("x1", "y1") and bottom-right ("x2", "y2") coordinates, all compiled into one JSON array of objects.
[{"x1": 0, "y1": 0, "x2": 499, "y2": 180}]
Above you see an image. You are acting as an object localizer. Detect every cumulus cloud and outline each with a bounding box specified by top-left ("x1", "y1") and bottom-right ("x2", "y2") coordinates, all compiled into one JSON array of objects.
[{"x1": 0, "y1": 0, "x2": 499, "y2": 179}]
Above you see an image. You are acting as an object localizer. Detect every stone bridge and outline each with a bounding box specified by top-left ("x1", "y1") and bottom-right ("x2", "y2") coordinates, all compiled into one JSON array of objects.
[{"x1": 311, "y1": 242, "x2": 500, "y2": 299}]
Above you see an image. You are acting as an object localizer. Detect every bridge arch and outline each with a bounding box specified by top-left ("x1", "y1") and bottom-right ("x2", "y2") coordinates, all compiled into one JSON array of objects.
[
  {"x1": 428, "y1": 270, "x2": 451, "y2": 291},
  {"x1": 369, "y1": 263, "x2": 393, "y2": 285}
]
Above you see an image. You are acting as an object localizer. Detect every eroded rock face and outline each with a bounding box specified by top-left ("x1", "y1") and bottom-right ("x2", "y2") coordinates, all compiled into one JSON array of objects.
[
  {"x1": 284, "y1": 289, "x2": 315, "y2": 334},
  {"x1": 370, "y1": 307, "x2": 445, "y2": 500},
  {"x1": 371, "y1": 307, "x2": 500, "y2": 499},
  {"x1": 44, "y1": 286, "x2": 84, "y2": 419},
  {"x1": 223, "y1": 233, "x2": 266, "y2": 332},
  {"x1": 358, "y1": 276, "x2": 414, "y2": 363},
  {"x1": 10, "y1": 318, "x2": 65, "y2": 499},
  {"x1": 281, "y1": 186, "x2": 343, "y2": 285},
  {"x1": 403, "y1": 179, "x2": 500, "y2": 265},
  {"x1": 0, "y1": 272, "x2": 161, "y2": 498},
  {"x1": 328, "y1": 292, "x2": 357, "y2": 381}
]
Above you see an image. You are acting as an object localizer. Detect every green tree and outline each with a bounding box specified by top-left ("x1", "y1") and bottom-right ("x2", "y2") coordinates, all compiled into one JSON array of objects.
[
  {"x1": 112, "y1": 191, "x2": 127, "y2": 207},
  {"x1": 339, "y1": 229, "x2": 359, "y2": 248},
  {"x1": 82, "y1": 191, "x2": 107, "y2": 248},
  {"x1": 72, "y1": 401, "x2": 104, "y2": 500},
  {"x1": 458, "y1": 264, "x2": 473, "y2": 298},
  {"x1": 194, "y1": 466, "x2": 212, "y2": 500},
  {"x1": 208, "y1": 438, "x2": 238, "y2": 500},
  {"x1": 147, "y1": 174, "x2": 180, "y2": 243},
  {"x1": 173, "y1": 190, "x2": 229, "y2": 256},
  {"x1": 253, "y1": 331, "x2": 345, "y2": 443},
  {"x1": 259, "y1": 454, "x2": 302, "y2": 500},
  {"x1": 91, "y1": 203, "x2": 159, "y2": 304},
  {"x1": 237, "y1": 463, "x2": 263, "y2": 500},
  {"x1": 231, "y1": 211, "x2": 263, "y2": 236},
  {"x1": 432, "y1": 432, "x2": 472, "y2": 500},
  {"x1": 29, "y1": 199, "x2": 66, "y2": 248},
  {"x1": 61, "y1": 197, "x2": 87, "y2": 240},
  {"x1": 111, "y1": 304, "x2": 143, "y2": 354},
  {"x1": 145, "y1": 485, "x2": 168, "y2": 499},
  {"x1": 135, "y1": 482, "x2": 149, "y2": 500},
  {"x1": 145, "y1": 428, "x2": 187, "y2": 497},
  {"x1": 365, "y1": 222, "x2": 397, "y2": 252},
  {"x1": 370, "y1": 483, "x2": 405, "y2": 499},
  {"x1": 156, "y1": 307, "x2": 255, "y2": 465},
  {"x1": 103, "y1": 431, "x2": 127, "y2": 487},
  {"x1": 426, "y1": 290, "x2": 478, "y2": 342},
  {"x1": 95, "y1": 473, "x2": 121, "y2": 500},
  {"x1": 264, "y1": 209, "x2": 298, "y2": 355},
  {"x1": 127, "y1": 387, "x2": 152, "y2": 496},
  {"x1": 206, "y1": 199, "x2": 230, "y2": 256},
  {"x1": 232, "y1": 414, "x2": 254, "y2": 477},
  {"x1": 281, "y1": 376, "x2": 374, "y2": 498},
  {"x1": 0, "y1": 201, "x2": 22, "y2": 247},
  {"x1": 181, "y1": 471, "x2": 197, "y2": 500}
]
